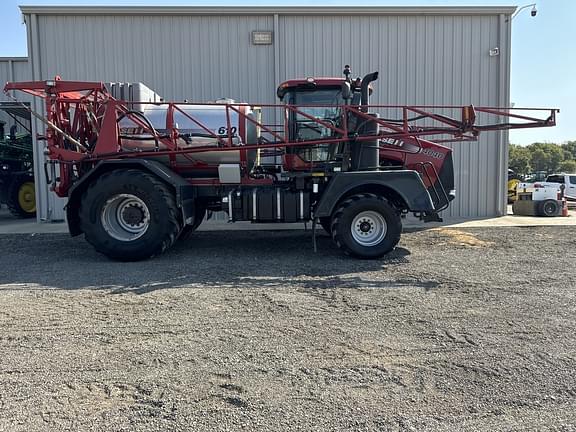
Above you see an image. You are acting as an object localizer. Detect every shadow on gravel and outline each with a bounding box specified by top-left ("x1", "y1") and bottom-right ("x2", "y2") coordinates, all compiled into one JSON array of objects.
[{"x1": 0, "y1": 231, "x2": 420, "y2": 294}]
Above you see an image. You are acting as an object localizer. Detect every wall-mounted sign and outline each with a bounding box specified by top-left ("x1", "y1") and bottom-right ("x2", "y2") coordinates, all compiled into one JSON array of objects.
[{"x1": 252, "y1": 31, "x2": 273, "y2": 45}]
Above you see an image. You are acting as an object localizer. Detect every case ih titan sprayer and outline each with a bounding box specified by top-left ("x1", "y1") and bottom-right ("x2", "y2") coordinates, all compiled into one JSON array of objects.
[{"x1": 4, "y1": 66, "x2": 557, "y2": 261}]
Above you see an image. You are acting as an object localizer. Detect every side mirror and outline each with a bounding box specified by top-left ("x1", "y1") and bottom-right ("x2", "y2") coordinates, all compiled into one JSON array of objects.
[{"x1": 341, "y1": 82, "x2": 352, "y2": 101}]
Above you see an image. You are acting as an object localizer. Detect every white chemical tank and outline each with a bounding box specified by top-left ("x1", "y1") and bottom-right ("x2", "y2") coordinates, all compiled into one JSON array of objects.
[
  {"x1": 107, "y1": 82, "x2": 261, "y2": 170},
  {"x1": 119, "y1": 102, "x2": 261, "y2": 167}
]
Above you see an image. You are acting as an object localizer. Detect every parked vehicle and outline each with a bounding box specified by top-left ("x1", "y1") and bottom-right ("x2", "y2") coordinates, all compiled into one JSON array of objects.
[
  {"x1": 0, "y1": 105, "x2": 36, "y2": 218},
  {"x1": 507, "y1": 169, "x2": 522, "y2": 203},
  {"x1": 512, "y1": 178, "x2": 568, "y2": 217},
  {"x1": 543, "y1": 174, "x2": 576, "y2": 201},
  {"x1": 5, "y1": 67, "x2": 558, "y2": 260}
]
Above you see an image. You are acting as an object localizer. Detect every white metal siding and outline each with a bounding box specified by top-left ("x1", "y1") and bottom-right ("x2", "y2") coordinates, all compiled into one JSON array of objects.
[
  {"x1": 0, "y1": 58, "x2": 31, "y2": 131},
  {"x1": 36, "y1": 15, "x2": 275, "y2": 106},
  {"x1": 18, "y1": 7, "x2": 511, "y2": 221},
  {"x1": 278, "y1": 14, "x2": 503, "y2": 218},
  {"x1": 33, "y1": 14, "x2": 276, "y2": 222}
]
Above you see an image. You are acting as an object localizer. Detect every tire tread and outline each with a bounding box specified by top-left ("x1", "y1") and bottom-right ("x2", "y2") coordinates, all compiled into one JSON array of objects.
[
  {"x1": 79, "y1": 169, "x2": 182, "y2": 261},
  {"x1": 331, "y1": 193, "x2": 401, "y2": 258}
]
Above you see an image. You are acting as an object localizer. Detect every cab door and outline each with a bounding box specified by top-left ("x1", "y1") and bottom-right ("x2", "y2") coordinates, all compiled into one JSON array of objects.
[{"x1": 567, "y1": 176, "x2": 576, "y2": 199}]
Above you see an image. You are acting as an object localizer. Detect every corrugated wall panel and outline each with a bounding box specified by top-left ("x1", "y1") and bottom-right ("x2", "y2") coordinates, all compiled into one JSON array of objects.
[
  {"x1": 0, "y1": 59, "x2": 31, "y2": 132},
  {"x1": 36, "y1": 15, "x2": 275, "y2": 105},
  {"x1": 0, "y1": 61, "x2": 12, "y2": 129},
  {"x1": 33, "y1": 14, "x2": 276, "y2": 221},
  {"x1": 22, "y1": 10, "x2": 509, "y2": 221},
  {"x1": 278, "y1": 14, "x2": 502, "y2": 218}
]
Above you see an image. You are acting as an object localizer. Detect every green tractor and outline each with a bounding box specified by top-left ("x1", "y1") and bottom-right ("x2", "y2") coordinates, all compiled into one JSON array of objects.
[
  {"x1": 0, "y1": 104, "x2": 36, "y2": 218},
  {"x1": 507, "y1": 169, "x2": 522, "y2": 204}
]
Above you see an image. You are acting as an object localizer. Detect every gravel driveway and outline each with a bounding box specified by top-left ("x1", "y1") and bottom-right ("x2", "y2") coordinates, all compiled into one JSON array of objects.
[{"x1": 0, "y1": 226, "x2": 575, "y2": 431}]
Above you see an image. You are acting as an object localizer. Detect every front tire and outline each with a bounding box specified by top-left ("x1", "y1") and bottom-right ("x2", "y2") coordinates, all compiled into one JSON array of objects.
[
  {"x1": 331, "y1": 193, "x2": 402, "y2": 259},
  {"x1": 79, "y1": 169, "x2": 182, "y2": 261}
]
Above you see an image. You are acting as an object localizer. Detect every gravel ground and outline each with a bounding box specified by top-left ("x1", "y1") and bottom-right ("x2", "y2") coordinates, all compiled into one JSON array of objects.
[{"x1": 0, "y1": 226, "x2": 575, "y2": 431}]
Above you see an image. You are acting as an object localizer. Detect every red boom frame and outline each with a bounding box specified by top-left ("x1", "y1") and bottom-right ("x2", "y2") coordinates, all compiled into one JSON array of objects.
[{"x1": 4, "y1": 78, "x2": 558, "y2": 197}]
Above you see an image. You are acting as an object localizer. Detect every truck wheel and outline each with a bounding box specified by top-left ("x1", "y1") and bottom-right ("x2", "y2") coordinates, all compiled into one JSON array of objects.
[
  {"x1": 7, "y1": 174, "x2": 36, "y2": 218},
  {"x1": 79, "y1": 169, "x2": 182, "y2": 261},
  {"x1": 179, "y1": 205, "x2": 206, "y2": 241},
  {"x1": 538, "y1": 199, "x2": 559, "y2": 217},
  {"x1": 331, "y1": 193, "x2": 401, "y2": 259}
]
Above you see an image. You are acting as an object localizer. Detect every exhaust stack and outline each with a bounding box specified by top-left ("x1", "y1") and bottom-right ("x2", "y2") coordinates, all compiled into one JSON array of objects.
[{"x1": 360, "y1": 72, "x2": 379, "y2": 112}]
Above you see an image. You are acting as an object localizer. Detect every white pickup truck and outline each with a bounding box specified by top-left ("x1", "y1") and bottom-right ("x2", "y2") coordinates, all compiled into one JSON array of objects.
[
  {"x1": 513, "y1": 173, "x2": 575, "y2": 216},
  {"x1": 542, "y1": 174, "x2": 576, "y2": 201}
]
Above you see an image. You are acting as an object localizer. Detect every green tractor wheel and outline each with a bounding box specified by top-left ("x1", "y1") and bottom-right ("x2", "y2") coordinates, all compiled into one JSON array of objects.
[{"x1": 7, "y1": 175, "x2": 36, "y2": 218}]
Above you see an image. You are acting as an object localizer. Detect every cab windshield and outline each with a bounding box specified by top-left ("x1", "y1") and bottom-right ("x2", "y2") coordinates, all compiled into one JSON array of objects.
[
  {"x1": 282, "y1": 88, "x2": 344, "y2": 163},
  {"x1": 291, "y1": 89, "x2": 344, "y2": 121}
]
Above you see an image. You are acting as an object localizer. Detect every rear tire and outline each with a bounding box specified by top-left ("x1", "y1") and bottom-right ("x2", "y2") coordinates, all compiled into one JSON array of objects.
[
  {"x1": 538, "y1": 199, "x2": 559, "y2": 217},
  {"x1": 7, "y1": 174, "x2": 36, "y2": 218},
  {"x1": 331, "y1": 193, "x2": 402, "y2": 259},
  {"x1": 79, "y1": 169, "x2": 182, "y2": 261}
]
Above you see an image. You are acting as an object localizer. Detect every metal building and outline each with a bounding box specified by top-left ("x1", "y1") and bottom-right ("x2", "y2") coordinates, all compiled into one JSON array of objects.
[
  {"x1": 0, "y1": 57, "x2": 30, "y2": 130},
  {"x1": 3, "y1": 5, "x2": 514, "y2": 222}
]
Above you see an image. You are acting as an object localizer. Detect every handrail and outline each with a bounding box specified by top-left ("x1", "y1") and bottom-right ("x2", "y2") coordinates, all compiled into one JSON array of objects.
[{"x1": 415, "y1": 161, "x2": 451, "y2": 212}]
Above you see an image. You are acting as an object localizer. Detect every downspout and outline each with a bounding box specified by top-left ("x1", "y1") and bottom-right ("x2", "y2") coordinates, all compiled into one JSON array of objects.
[
  {"x1": 27, "y1": 12, "x2": 48, "y2": 222},
  {"x1": 496, "y1": 13, "x2": 512, "y2": 216}
]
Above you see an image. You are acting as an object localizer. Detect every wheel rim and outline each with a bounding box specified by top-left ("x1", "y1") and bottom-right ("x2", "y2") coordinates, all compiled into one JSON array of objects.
[
  {"x1": 17, "y1": 182, "x2": 36, "y2": 213},
  {"x1": 101, "y1": 194, "x2": 150, "y2": 241},
  {"x1": 544, "y1": 202, "x2": 556, "y2": 214},
  {"x1": 351, "y1": 210, "x2": 387, "y2": 247}
]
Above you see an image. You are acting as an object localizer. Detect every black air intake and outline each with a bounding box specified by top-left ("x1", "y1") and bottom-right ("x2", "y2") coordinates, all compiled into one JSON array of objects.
[{"x1": 350, "y1": 113, "x2": 380, "y2": 171}]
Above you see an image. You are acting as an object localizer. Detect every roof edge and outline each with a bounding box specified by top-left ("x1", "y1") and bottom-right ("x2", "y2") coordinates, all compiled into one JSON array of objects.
[
  {"x1": 19, "y1": 5, "x2": 517, "y2": 16},
  {"x1": 0, "y1": 57, "x2": 29, "y2": 62}
]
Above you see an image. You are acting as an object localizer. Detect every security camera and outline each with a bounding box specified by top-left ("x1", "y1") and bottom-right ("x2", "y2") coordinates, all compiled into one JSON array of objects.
[{"x1": 531, "y1": 5, "x2": 537, "y2": 16}]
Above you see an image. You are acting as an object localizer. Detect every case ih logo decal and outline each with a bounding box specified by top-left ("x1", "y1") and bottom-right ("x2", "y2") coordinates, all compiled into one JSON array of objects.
[
  {"x1": 381, "y1": 138, "x2": 405, "y2": 147},
  {"x1": 420, "y1": 148, "x2": 444, "y2": 160}
]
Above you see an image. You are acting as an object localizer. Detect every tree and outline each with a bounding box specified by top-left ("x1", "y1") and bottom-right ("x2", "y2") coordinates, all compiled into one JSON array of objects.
[
  {"x1": 509, "y1": 141, "x2": 576, "y2": 175},
  {"x1": 527, "y1": 143, "x2": 565, "y2": 173},
  {"x1": 508, "y1": 144, "x2": 531, "y2": 175},
  {"x1": 558, "y1": 159, "x2": 576, "y2": 173},
  {"x1": 529, "y1": 147, "x2": 548, "y2": 172},
  {"x1": 562, "y1": 141, "x2": 576, "y2": 159}
]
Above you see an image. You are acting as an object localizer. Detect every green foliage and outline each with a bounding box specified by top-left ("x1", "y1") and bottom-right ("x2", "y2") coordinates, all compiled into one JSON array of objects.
[
  {"x1": 508, "y1": 144, "x2": 531, "y2": 175},
  {"x1": 561, "y1": 141, "x2": 576, "y2": 159},
  {"x1": 558, "y1": 159, "x2": 576, "y2": 173},
  {"x1": 509, "y1": 141, "x2": 576, "y2": 176},
  {"x1": 529, "y1": 143, "x2": 564, "y2": 173}
]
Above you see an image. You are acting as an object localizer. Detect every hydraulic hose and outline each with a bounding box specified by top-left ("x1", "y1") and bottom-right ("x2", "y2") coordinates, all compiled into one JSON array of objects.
[{"x1": 117, "y1": 110, "x2": 160, "y2": 150}]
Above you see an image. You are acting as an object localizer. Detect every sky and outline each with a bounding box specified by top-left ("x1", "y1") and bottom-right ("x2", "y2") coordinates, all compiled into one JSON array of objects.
[{"x1": 0, "y1": 0, "x2": 573, "y2": 145}]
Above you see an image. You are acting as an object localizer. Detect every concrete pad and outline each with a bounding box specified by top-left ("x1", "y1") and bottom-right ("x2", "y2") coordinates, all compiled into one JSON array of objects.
[
  {"x1": 0, "y1": 205, "x2": 574, "y2": 235},
  {"x1": 444, "y1": 212, "x2": 576, "y2": 228}
]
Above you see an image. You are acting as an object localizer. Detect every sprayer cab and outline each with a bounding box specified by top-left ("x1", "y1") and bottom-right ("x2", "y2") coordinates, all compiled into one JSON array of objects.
[
  {"x1": 276, "y1": 66, "x2": 376, "y2": 108},
  {"x1": 276, "y1": 67, "x2": 381, "y2": 172}
]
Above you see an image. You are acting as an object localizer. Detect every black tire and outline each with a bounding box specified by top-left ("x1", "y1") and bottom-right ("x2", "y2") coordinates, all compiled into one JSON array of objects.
[
  {"x1": 79, "y1": 169, "x2": 182, "y2": 261},
  {"x1": 331, "y1": 193, "x2": 402, "y2": 259},
  {"x1": 319, "y1": 217, "x2": 332, "y2": 235},
  {"x1": 7, "y1": 174, "x2": 36, "y2": 218},
  {"x1": 538, "y1": 199, "x2": 559, "y2": 217},
  {"x1": 179, "y1": 205, "x2": 207, "y2": 241}
]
